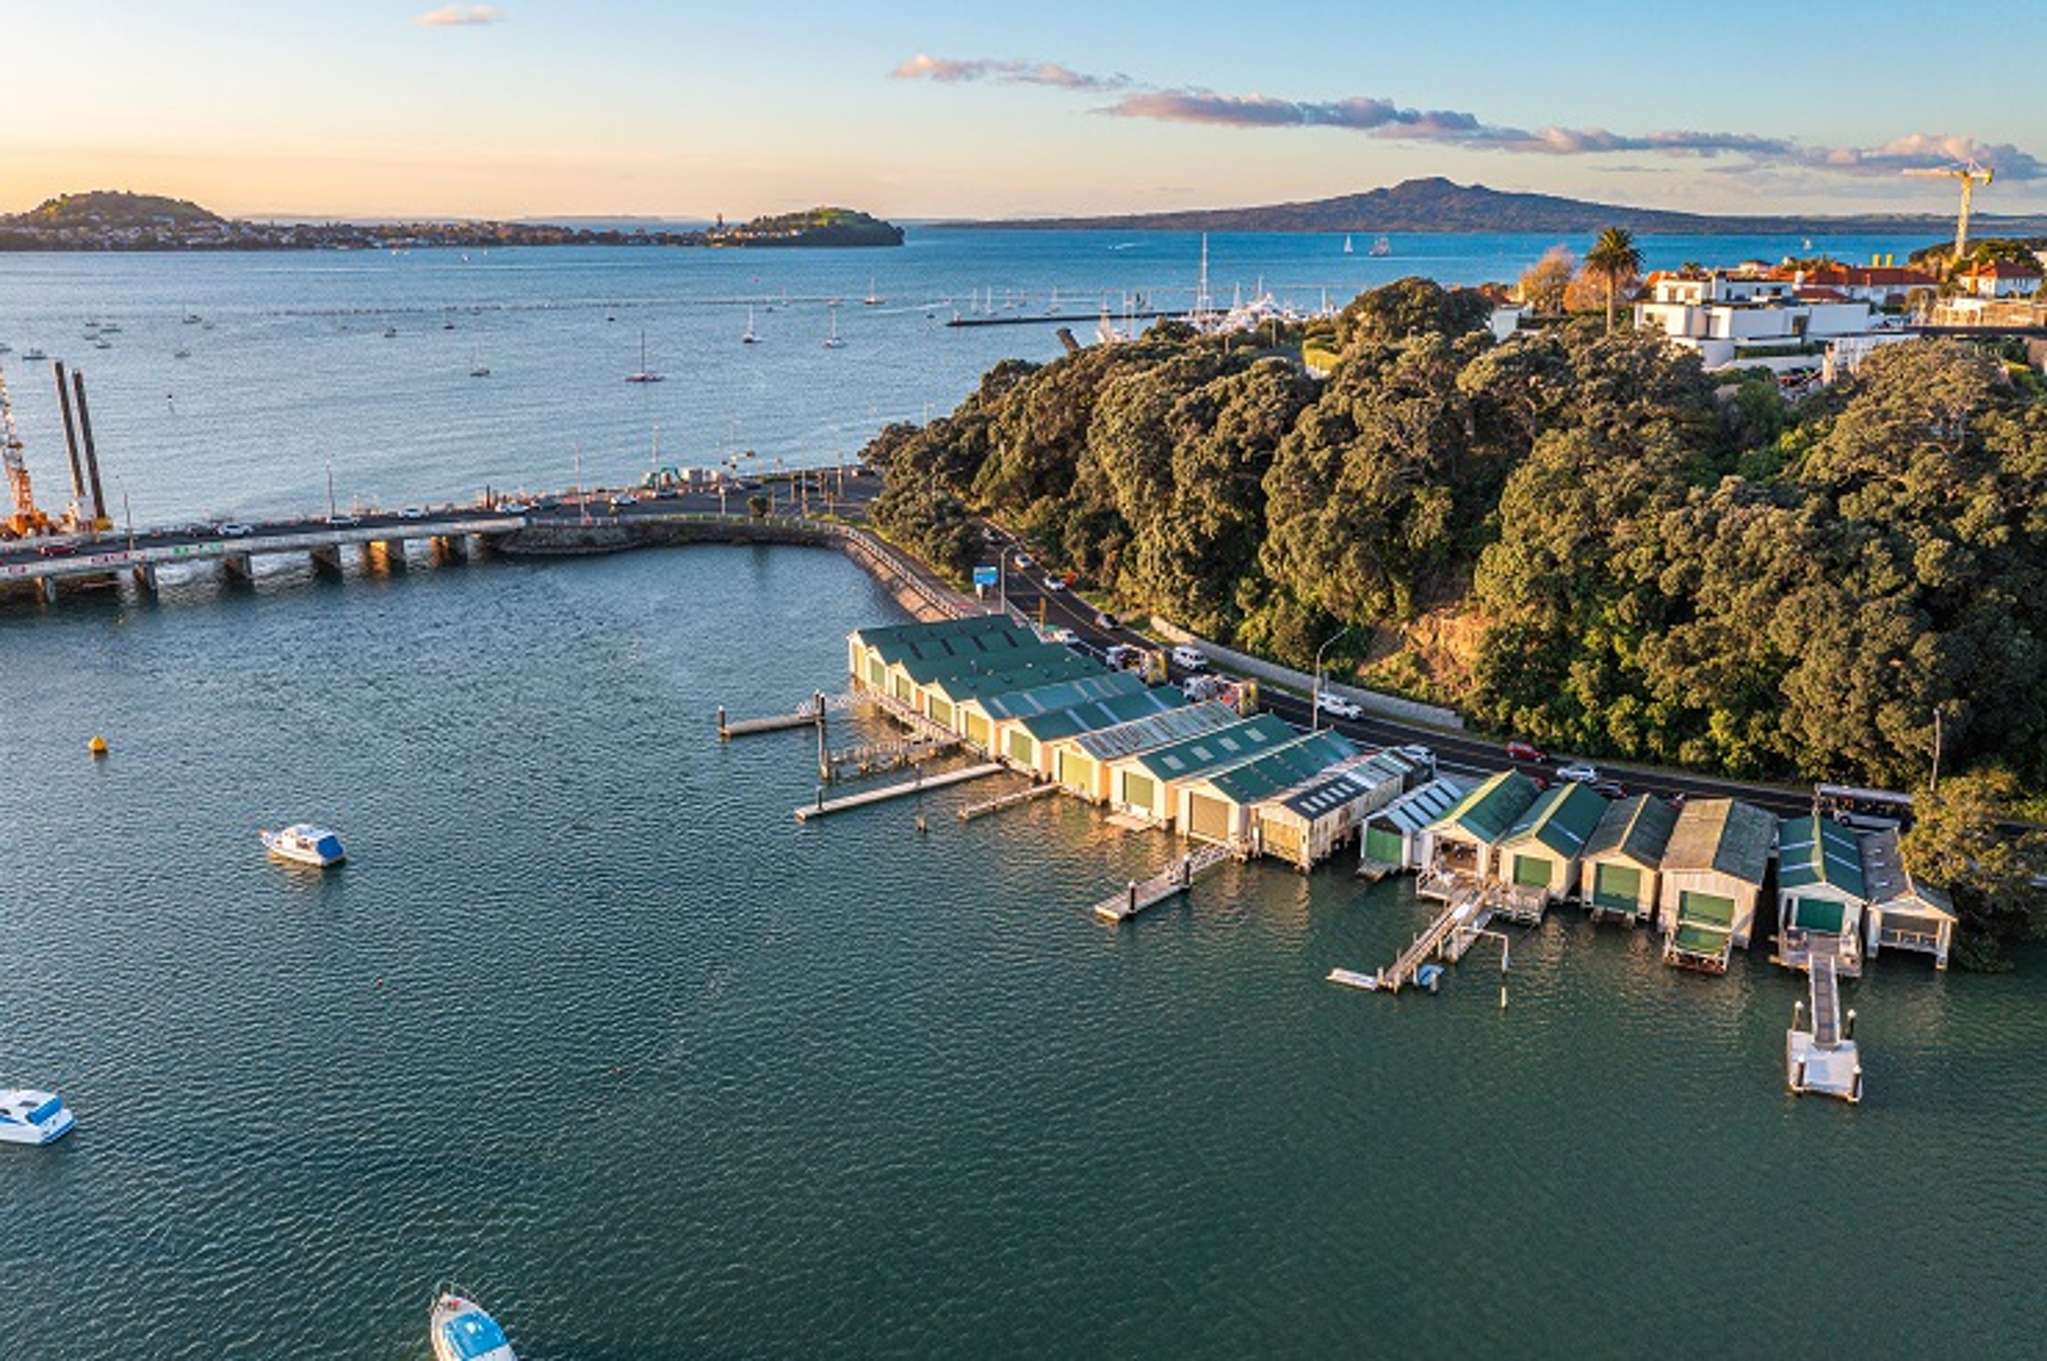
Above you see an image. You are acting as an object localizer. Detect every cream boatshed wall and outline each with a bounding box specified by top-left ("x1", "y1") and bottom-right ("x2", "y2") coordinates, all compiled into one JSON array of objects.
[
  {"x1": 1253, "y1": 747, "x2": 1425, "y2": 871},
  {"x1": 969, "y1": 670, "x2": 1150, "y2": 770},
  {"x1": 1104, "y1": 713, "x2": 1298, "y2": 826},
  {"x1": 1492, "y1": 781, "x2": 1609, "y2": 903},
  {"x1": 1657, "y1": 798, "x2": 1776, "y2": 972},
  {"x1": 1425, "y1": 770, "x2": 1542, "y2": 880},
  {"x1": 915, "y1": 646, "x2": 1101, "y2": 742},
  {"x1": 1577, "y1": 793, "x2": 1677, "y2": 920},
  {"x1": 1053, "y1": 701, "x2": 1243, "y2": 803}
]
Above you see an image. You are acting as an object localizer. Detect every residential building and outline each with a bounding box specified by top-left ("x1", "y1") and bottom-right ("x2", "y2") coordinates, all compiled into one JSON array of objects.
[{"x1": 1960, "y1": 258, "x2": 2042, "y2": 299}]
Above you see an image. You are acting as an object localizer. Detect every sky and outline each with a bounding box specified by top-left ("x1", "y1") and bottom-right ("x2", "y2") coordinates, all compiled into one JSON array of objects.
[{"x1": 6, "y1": 0, "x2": 2046, "y2": 221}]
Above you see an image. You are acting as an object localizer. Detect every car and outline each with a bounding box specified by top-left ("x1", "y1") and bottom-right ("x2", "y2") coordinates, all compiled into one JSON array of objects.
[
  {"x1": 1395, "y1": 743, "x2": 1432, "y2": 765},
  {"x1": 1170, "y1": 645, "x2": 1207, "y2": 671},
  {"x1": 1093, "y1": 610, "x2": 1118, "y2": 630},
  {"x1": 1593, "y1": 780, "x2": 1627, "y2": 800},
  {"x1": 1319, "y1": 696, "x2": 1363, "y2": 721},
  {"x1": 1556, "y1": 763, "x2": 1600, "y2": 785},
  {"x1": 500, "y1": 502, "x2": 531, "y2": 514},
  {"x1": 398, "y1": 505, "x2": 427, "y2": 520},
  {"x1": 655, "y1": 487, "x2": 680, "y2": 500},
  {"x1": 1045, "y1": 626, "x2": 1078, "y2": 645},
  {"x1": 1105, "y1": 643, "x2": 1143, "y2": 671},
  {"x1": 326, "y1": 514, "x2": 360, "y2": 527},
  {"x1": 218, "y1": 522, "x2": 252, "y2": 537},
  {"x1": 1014, "y1": 553, "x2": 1033, "y2": 569},
  {"x1": 1042, "y1": 576, "x2": 1066, "y2": 592},
  {"x1": 612, "y1": 493, "x2": 639, "y2": 507},
  {"x1": 1505, "y1": 740, "x2": 1546, "y2": 763},
  {"x1": 37, "y1": 541, "x2": 77, "y2": 557}
]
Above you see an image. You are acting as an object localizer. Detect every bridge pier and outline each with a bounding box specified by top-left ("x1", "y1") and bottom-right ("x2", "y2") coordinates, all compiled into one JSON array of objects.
[
  {"x1": 221, "y1": 552, "x2": 254, "y2": 584},
  {"x1": 432, "y1": 533, "x2": 469, "y2": 563},
  {"x1": 374, "y1": 538, "x2": 410, "y2": 570},
  {"x1": 310, "y1": 544, "x2": 344, "y2": 577},
  {"x1": 131, "y1": 563, "x2": 158, "y2": 594},
  {"x1": 39, "y1": 576, "x2": 58, "y2": 605}
]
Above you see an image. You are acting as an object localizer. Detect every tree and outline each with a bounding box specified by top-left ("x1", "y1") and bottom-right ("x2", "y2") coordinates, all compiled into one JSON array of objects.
[
  {"x1": 746, "y1": 493, "x2": 769, "y2": 519},
  {"x1": 1585, "y1": 226, "x2": 1644, "y2": 334},
  {"x1": 1517, "y1": 245, "x2": 1575, "y2": 316},
  {"x1": 1336, "y1": 276, "x2": 1493, "y2": 347},
  {"x1": 1902, "y1": 768, "x2": 2047, "y2": 969}
]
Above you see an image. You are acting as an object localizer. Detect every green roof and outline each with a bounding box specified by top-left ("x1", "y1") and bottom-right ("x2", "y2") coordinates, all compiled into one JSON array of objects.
[
  {"x1": 1125, "y1": 713, "x2": 1297, "y2": 783},
  {"x1": 976, "y1": 669, "x2": 1146, "y2": 720},
  {"x1": 1073, "y1": 700, "x2": 1242, "y2": 762},
  {"x1": 1662, "y1": 798, "x2": 1774, "y2": 885},
  {"x1": 1581, "y1": 794, "x2": 1677, "y2": 867},
  {"x1": 1501, "y1": 782, "x2": 1608, "y2": 859},
  {"x1": 851, "y1": 616, "x2": 1034, "y2": 670},
  {"x1": 1205, "y1": 730, "x2": 1359, "y2": 805},
  {"x1": 1018, "y1": 686, "x2": 1183, "y2": 741},
  {"x1": 1428, "y1": 769, "x2": 1541, "y2": 844},
  {"x1": 1776, "y1": 815, "x2": 1867, "y2": 898},
  {"x1": 909, "y1": 641, "x2": 1087, "y2": 694}
]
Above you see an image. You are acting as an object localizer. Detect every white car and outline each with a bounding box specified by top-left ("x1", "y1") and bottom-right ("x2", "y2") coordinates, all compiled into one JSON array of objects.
[
  {"x1": 1014, "y1": 553, "x2": 1033, "y2": 569},
  {"x1": 613, "y1": 494, "x2": 639, "y2": 507},
  {"x1": 326, "y1": 514, "x2": 360, "y2": 527},
  {"x1": 1170, "y1": 645, "x2": 1207, "y2": 671},
  {"x1": 398, "y1": 505, "x2": 428, "y2": 520},
  {"x1": 1045, "y1": 626, "x2": 1078, "y2": 645},
  {"x1": 1319, "y1": 696, "x2": 1363, "y2": 721},
  {"x1": 500, "y1": 501, "x2": 531, "y2": 514},
  {"x1": 1394, "y1": 743, "x2": 1432, "y2": 765},
  {"x1": 218, "y1": 522, "x2": 252, "y2": 537},
  {"x1": 1556, "y1": 763, "x2": 1600, "y2": 784}
]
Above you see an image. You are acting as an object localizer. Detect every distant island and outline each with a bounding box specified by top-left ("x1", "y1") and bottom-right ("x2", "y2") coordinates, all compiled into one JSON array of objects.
[
  {"x1": 0, "y1": 191, "x2": 904, "y2": 251},
  {"x1": 949, "y1": 176, "x2": 2047, "y2": 237}
]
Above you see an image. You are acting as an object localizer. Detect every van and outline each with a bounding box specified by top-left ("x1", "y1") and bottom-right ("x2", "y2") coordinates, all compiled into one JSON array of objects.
[{"x1": 1170, "y1": 645, "x2": 1207, "y2": 671}]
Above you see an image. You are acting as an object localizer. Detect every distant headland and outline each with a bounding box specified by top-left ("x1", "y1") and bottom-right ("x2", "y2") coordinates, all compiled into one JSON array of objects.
[
  {"x1": 948, "y1": 176, "x2": 2047, "y2": 237},
  {"x1": 0, "y1": 191, "x2": 905, "y2": 251}
]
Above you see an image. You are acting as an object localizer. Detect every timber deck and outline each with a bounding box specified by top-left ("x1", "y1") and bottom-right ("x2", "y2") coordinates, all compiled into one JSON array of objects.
[
  {"x1": 1787, "y1": 953, "x2": 1863, "y2": 1103},
  {"x1": 793, "y1": 763, "x2": 1004, "y2": 821},
  {"x1": 1092, "y1": 844, "x2": 1232, "y2": 923}
]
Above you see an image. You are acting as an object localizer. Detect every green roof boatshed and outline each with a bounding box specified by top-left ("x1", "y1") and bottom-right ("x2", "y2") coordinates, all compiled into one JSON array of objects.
[
  {"x1": 1176, "y1": 729, "x2": 1359, "y2": 851},
  {"x1": 1423, "y1": 769, "x2": 1541, "y2": 884},
  {"x1": 1577, "y1": 794, "x2": 1677, "y2": 922},
  {"x1": 847, "y1": 616, "x2": 1035, "y2": 704},
  {"x1": 1104, "y1": 713, "x2": 1297, "y2": 826},
  {"x1": 1253, "y1": 747, "x2": 1425, "y2": 871},
  {"x1": 1493, "y1": 782, "x2": 1609, "y2": 913},
  {"x1": 1657, "y1": 798, "x2": 1776, "y2": 973},
  {"x1": 961, "y1": 669, "x2": 1143, "y2": 768},
  {"x1": 1859, "y1": 827, "x2": 1958, "y2": 971},
  {"x1": 1360, "y1": 776, "x2": 1469, "y2": 873},
  {"x1": 1774, "y1": 814, "x2": 1870, "y2": 974},
  {"x1": 1012, "y1": 687, "x2": 1185, "y2": 780},
  {"x1": 912, "y1": 645, "x2": 1100, "y2": 743},
  {"x1": 1052, "y1": 700, "x2": 1241, "y2": 802}
]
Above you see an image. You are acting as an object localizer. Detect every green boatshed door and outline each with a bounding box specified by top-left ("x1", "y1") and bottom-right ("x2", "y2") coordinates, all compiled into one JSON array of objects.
[
  {"x1": 1678, "y1": 891, "x2": 1735, "y2": 928},
  {"x1": 1122, "y1": 771, "x2": 1156, "y2": 816},
  {"x1": 1790, "y1": 897, "x2": 1846, "y2": 934},
  {"x1": 1592, "y1": 863, "x2": 1642, "y2": 912},
  {"x1": 1364, "y1": 825, "x2": 1404, "y2": 867},
  {"x1": 928, "y1": 697, "x2": 953, "y2": 729},
  {"x1": 1513, "y1": 854, "x2": 1553, "y2": 889}
]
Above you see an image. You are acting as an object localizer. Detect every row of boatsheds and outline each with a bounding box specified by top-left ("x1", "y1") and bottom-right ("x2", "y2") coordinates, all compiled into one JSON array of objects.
[
  {"x1": 1406, "y1": 769, "x2": 1956, "y2": 972},
  {"x1": 846, "y1": 616, "x2": 1434, "y2": 871}
]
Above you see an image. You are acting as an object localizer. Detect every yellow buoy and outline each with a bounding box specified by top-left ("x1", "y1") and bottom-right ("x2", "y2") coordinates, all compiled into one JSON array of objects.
[{"x1": 87, "y1": 735, "x2": 109, "y2": 757}]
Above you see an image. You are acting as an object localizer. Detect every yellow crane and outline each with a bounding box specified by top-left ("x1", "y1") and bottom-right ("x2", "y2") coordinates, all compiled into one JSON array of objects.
[
  {"x1": 0, "y1": 363, "x2": 51, "y2": 539},
  {"x1": 1903, "y1": 160, "x2": 1993, "y2": 267}
]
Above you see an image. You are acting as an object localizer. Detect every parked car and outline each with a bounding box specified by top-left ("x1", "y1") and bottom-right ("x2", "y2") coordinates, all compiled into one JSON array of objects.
[
  {"x1": 613, "y1": 493, "x2": 639, "y2": 507},
  {"x1": 1105, "y1": 643, "x2": 1144, "y2": 671},
  {"x1": 1505, "y1": 740, "x2": 1546, "y2": 763},
  {"x1": 326, "y1": 514, "x2": 360, "y2": 527},
  {"x1": 218, "y1": 522, "x2": 252, "y2": 537},
  {"x1": 500, "y1": 502, "x2": 531, "y2": 514},
  {"x1": 1593, "y1": 780, "x2": 1627, "y2": 799},
  {"x1": 1395, "y1": 743, "x2": 1432, "y2": 765},
  {"x1": 1556, "y1": 763, "x2": 1600, "y2": 785},
  {"x1": 1319, "y1": 696, "x2": 1363, "y2": 721},
  {"x1": 1014, "y1": 553, "x2": 1033, "y2": 570},
  {"x1": 37, "y1": 541, "x2": 76, "y2": 557},
  {"x1": 1093, "y1": 610, "x2": 1118, "y2": 630},
  {"x1": 1170, "y1": 645, "x2": 1207, "y2": 671},
  {"x1": 1045, "y1": 626, "x2": 1078, "y2": 645}
]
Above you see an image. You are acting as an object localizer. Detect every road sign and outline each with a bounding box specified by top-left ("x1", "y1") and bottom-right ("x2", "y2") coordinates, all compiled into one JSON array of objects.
[{"x1": 972, "y1": 565, "x2": 999, "y2": 587}]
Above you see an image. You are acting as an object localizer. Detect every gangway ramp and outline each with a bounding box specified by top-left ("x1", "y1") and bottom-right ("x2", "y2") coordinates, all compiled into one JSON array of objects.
[{"x1": 1092, "y1": 843, "x2": 1232, "y2": 923}]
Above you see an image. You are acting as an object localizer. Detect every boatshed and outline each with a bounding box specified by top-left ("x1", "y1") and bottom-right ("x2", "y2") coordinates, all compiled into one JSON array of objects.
[
  {"x1": 847, "y1": 616, "x2": 1035, "y2": 701},
  {"x1": 1657, "y1": 798, "x2": 1776, "y2": 972},
  {"x1": 966, "y1": 670, "x2": 1147, "y2": 770},
  {"x1": 1104, "y1": 713, "x2": 1297, "y2": 825},
  {"x1": 1254, "y1": 747, "x2": 1423, "y2": 870},
  {"x1": 1424, "y1": 769, "x2": 1541, "y2": 881},
  {"x1": 1774, "y1": 814, "x2": 1869, "y2": 973},
  {"x1": 1493, "y1": 782, "x2": 1609, "y2": 905},
  {"x1": 1860, "y1": 827, "x2": 1958, "y2": 970},
  {"x1": 1176, "y1": 729, "x2": 1358, "y2": 850},
  {"x1": 1577, "y1": 794, "x2": 1677, "y2": 920},
  {"x1": 1011, "y1": 686, "x2": 1185, "y2": 779},
  {"x1": 1360, "y1": 776, "x2": 1469, "y2": 872},
  {"x1": 1053, "y1": 701, "x2": 1241, "y2": 802},
  {"x1": 916, "y1": 646, "x2": 1100, "y2": 741}
]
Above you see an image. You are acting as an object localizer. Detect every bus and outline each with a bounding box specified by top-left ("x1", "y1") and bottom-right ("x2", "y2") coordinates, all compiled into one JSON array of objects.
[{"x1": 1812, "y1": 783, "x2": 1913, "y2": 831}]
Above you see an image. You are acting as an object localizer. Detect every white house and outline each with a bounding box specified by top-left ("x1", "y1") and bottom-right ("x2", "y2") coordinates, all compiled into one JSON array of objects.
[
  {"x1": 1634, "y1": 271, "x2": 1878, "y2": 371},
  {"x1": 1961, "y1": 258, "x2": 2042, "y2": 299}
]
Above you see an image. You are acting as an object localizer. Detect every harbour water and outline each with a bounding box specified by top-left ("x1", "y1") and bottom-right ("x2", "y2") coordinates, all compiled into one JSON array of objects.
[
  {"x1": 6, "y1": 545, "x2": 2047, "y2": 1358},
  {"x1": 0, "y1": 226, "x2": 1926, "y2": 528}
]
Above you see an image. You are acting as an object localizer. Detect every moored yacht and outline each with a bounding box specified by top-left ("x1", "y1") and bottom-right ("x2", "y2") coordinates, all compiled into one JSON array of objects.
[
  {"x1": 260, "y1": 824, "x2": 346, "y2": 868},
  {"x1": 430, "y1": 1292, "x2": 516, "y2": 1361},
  {"x1": 0, "y1": 1088, "x2": 75, "y2": 1146}
]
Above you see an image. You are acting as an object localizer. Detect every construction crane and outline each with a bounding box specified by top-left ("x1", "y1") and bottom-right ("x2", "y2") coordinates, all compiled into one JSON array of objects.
[
  {"x1": 0, "y1": 363, "x2": 53, "y2": 539},
  {"x1": 1903, "y1": 160, "x2": 1994, "y2": 267}
]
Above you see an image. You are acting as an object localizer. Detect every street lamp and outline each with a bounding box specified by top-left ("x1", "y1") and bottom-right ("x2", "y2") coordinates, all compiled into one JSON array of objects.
[
  {"x1": 116, "y1": 474, "x2": 134, "y2": 551},
  {"x1": 1312, "y1": 626, "x2": 1352, "y2": 731}
]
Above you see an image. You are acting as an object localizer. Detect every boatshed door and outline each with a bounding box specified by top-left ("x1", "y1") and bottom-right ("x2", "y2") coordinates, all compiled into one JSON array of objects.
[
  {"x1": 1188, "y1": 793, "x2": 1229, "y2": 842},
  {"x1": 1592, "y1": 863, "x2": 1641, "y2": 911},
  {"x1": 1123, "y1": 772, "x2": 1156, "y2": 814},
  {"x1": 1364, "y1": 825, "x2": 1404, "y2": 866}
]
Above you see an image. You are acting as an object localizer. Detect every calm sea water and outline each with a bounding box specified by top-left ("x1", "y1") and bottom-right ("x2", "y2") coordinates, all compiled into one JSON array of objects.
[
  {"x1": 0, "y1": 227, "x2": 1924, "y2": 526},
  {"x1": 4, "y1": 545, "x2": 2045, "y2": 1358}
]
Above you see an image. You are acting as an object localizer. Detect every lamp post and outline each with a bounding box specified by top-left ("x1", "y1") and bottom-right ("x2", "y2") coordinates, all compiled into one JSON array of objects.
[
  {"x1": 1312, "y1": 626, "x2": 1352, "y2": 731},
  {"x1": 117, "y1": 474, "x2": 134, "y2": 551}
]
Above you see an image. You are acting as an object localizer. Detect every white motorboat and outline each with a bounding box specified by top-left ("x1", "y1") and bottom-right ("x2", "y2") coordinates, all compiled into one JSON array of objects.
[
  {"x1": 430, "y1": 1292, "x2": 517, "y2": 1361},
  {"x1": 22, "y1": 348, "x2": 47, "y2": 361},
  {"x1": 0, "y1": 1088, "x2": 75, "y2": 1146},
  {"x1": 260, "y1": 823, "x2": 346, "y2": 868}
]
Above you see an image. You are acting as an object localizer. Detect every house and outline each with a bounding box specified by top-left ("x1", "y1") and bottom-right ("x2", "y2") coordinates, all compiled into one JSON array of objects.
[
  {"x1": 1859, "y1": 827, "x2": 1959, "y2": 970},
  {"x1": 965, "y1": 670, "x2": 1148, "y2": 769},
  {"x1": 1773, "y1": 814, "x2": 1870, "y2": 974},
  {"x1": 1961, "y1": 258, "x2": 2042, "y2": 299},
  {"x1": 1423, "y1": 769, "x2": 1542, "y2": 885},
  {"x1": 1103, "y1": 713, "x2": 1296, "y2": 826},
  {"x1": 1657, "y1": 798, "x2": 1777, "y2": 972},
  {"x1": 1633, "y1": 268, "x2": 1878, "y2": 371},
  {"x1": 1050, "y1": 701, "x2": 1242, "y2": 802},
  {"x1": 1252, "y1": 747, "x2": 1427, "y2": 871},
  {"x1": 1009, "y1": 687, "x2": 1186, "y2": 779},
  {"x1": 1764, "y1": 262, "x2": 1938, "y2": 308},
  {"x1": 1492, "y1": 782, "x2": 1609, "y2": 908},
  {"x1": 1176, "y1": 729, "x2": 1359, "y2": 850},
  {"x1": 1360, "y1": 775, "x2": 1469, "y2": 873},
  {"x1": 1577, "y1": 794, "x2": 1676, "y2": 922}
]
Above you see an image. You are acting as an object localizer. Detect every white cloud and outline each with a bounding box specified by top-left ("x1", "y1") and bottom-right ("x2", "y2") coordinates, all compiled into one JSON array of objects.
[{"x1": 415, "y1": 4, "x2": 504, "y2": 27}]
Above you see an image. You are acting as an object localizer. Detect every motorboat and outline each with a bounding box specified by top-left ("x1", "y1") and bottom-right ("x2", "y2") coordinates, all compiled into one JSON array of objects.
[
  {"x1": 22, "y1": 348, "x2": 47, "y2": 361},
  {"x1": 173, "y1": 347, "x2": 192, "y2": 360},
  {"x1": 260, "y1": 824, "x2": 346, "y2": 868},
  {"x1": 430, "y1": 1292, "x2": 516, "y2": 1361},
  {"x1": 1369, "y1": 235, "x2": 1392, "y2": 257},
  {"x1": 742, "y1": 305, "x2": 759, "y2": 344},
  {"x1": 383, "y1": 326, "x2": 399, "y2": 339},
  {"x1": 0, "y1": 1088, "x2": 75, "y2": 1146}
]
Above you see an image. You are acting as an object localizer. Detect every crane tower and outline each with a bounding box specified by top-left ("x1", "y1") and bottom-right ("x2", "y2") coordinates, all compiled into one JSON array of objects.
[
  {"x1": 1902, "y1": 161, "x2": 1994, "y2": 266},
  {"x1": 0, "y1": 363, "x2": 49, "y2": 539}
]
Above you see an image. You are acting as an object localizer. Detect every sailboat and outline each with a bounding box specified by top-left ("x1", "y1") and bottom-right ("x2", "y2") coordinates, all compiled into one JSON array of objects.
[
  {"x1": 469, "y1": 349, "x2": 491, "y2": 378},
  {"x1": 742, "y1": 306, "x2": 759, "y2": 344},
  {"x1": 1343, "y1": 234, "x2": 1354, "y2": 255},
  {"x1": 822, "y1": 306, "x2": 845, "y2": 349},
  {"x1": 863, "y1": 276, "x2": 883, "y2": 306},
  {"x1": 1369, "y1": 235, "x2": 1391, "y2": 257},
  {"x1": 625, "y1": 329, "x2": 663, "y2": 383}
]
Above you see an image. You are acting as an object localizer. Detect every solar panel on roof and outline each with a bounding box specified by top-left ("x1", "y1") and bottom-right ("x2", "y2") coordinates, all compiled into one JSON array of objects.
[{"x1": 1219, "y1": 737, "x2": 1239, "y2": 751}]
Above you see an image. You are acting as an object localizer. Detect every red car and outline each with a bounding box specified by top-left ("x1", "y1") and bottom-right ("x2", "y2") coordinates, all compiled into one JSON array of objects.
[
  {"x1": 37, "y1": 541, "x2": 77, "y2": 558},
  {"x1": 1505, "y1": 740, "x2": 1546, "y2": 763}
]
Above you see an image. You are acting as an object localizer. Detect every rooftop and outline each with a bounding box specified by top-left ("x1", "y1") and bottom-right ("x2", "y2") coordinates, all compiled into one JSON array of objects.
[
  {"x1": 976, "y1": 669, "x2": 1145, "y2": 721},
  {"x1": 1582, "y1": 793, "x2": 1678, "y2": 866},
  {"x1": 1276, "y1": 748, "x2": 1421, "y2": 820},
  {"x1": 1777, "y1": 814, "x2": 1867, "y2": 899},
  {"x1": 1206, "y1": 729, "x2": 1359, "y2": 805},
  {"x1": 1429, "y1": 769, "x2": 1541, "y2": 844},
  {"x1": 1661, "y1": 798, "x2": 1775, "y2": 885},
  {"x1": 1018, "y1": 685, "x2": 1184, "y2": 742},
  {"x1": 851, "y1": 616, "x2": 1034, "y2": 669},
  {"x1": 1500, "y1": 781, "x2": 1607, "y2": 858},
  {"x1": 1859, "y1": 826, "x2": 1957, "y2": 918},
  {"x1": 1072, "y1": 700, "x2": 1242, "y2": 762},
  {"x1": 1125, "y1": 712, "x2": 1296, "y2": 782},
  {"x1": 1369, "y1": 775, "x2": 1470, "y2": 834}
]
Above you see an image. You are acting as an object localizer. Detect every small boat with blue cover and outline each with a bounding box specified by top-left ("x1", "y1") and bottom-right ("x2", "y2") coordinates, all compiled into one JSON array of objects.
[
  {"x1": 0, "y1": 1088, "x2": 76, "y2": 1146},
  {"x1": 430, "y1": 1291, "x2": 516, "y2": 1361},
  {"x1": 260, "y1": 824, "x2": 346, "y2": 868}
]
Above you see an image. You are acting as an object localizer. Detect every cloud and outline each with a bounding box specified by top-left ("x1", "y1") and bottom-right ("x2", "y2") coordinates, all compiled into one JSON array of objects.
[
  {"x1": 891, "y1": 53, "x2": 1128, "y2": 93},
  {"x1": 415, "y1": 4, "x2": 503, "y2": 26}
]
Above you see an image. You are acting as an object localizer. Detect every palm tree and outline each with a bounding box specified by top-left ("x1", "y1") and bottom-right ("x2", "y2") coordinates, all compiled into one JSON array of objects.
[{"x1": 1586, "y1": 226, "x2": 1644, "y2": 334}]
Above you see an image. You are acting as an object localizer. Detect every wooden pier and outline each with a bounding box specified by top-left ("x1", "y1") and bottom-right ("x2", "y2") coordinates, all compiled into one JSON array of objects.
[
  {"x1": 1787, "y1": 953, "x2": 1863, "y2": 1102},
  {"x1": 824, "y1": 733, "x2": 960, "y2": 782},
  {"x1": 1092, "y1": 844, "x2": 1232, "y2": 923},
  {"x1": 719, "y1": 699, "x2": 823, "y2": 739},
  {"x1": 1375, "y1": 888, "x2": 1494, "y2": 994},
  {"x1": 792, "y1": 762, "x2": 1003, "y2": 822},
  {"x1": 958, "y1": 780, "x2": 1060, "y2": 822}
]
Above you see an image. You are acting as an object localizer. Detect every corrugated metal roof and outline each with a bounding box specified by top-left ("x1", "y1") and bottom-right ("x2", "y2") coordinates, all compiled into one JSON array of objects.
[
  {"x1": 912, "y1": 641, "x2": 1086, "y2": 693},
  {"x1": 1777, "y1": 814, "x2": 1868, "y2": 898},
  {"x1": 1662, "y1": 798, "x2": 1774, "y2": 884},
  {"x1": 1072, "y1": 700, "x2": 1241, "y2": 761},
  {"x1": 1370, "y1": 776, "x2": 1471, "y2": 834},
  {"x1": 1204, "y1": 730, "x2": 1358, "y2": 805},
  {"x1": 977, "y1": 669, "x2": 1145, "y2": 720},
  {"x1": 1582, "y1": 794, "x2": 1677, "y2": 866},
  {"x1": 1429, "y1": 769, "x2": 1540, "y2": 844},
  {"x1": 1018, "y1": 686, "x2": 1184, "y2": 741},
  {"x1": 852, "y1": 616, "x2": 1035, "y2": 669},
  {"x1": 1125, "y1": 713, "x2": 1296, "y2": 782},
  {"x1": 1858, "y1": 827, "x2": 1957, "y2": 918},
  {"x1": 1276, "y1": 749, "x2": 1417, "y2": 821},
  {"x1": 1501, "y1": 782, "x2": 1608, "y2": 858}
]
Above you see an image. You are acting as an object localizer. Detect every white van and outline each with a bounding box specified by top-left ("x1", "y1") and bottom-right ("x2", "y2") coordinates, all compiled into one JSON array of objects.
[{"x1": 1170, "y1": 645, "x2": 1207, "y2": 671}]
